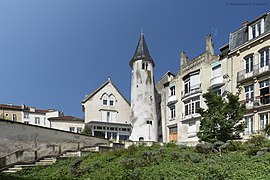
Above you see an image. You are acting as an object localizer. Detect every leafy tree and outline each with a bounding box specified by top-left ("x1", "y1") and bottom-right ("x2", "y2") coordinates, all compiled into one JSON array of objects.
[
  {"x1": 81, "y1": 125, "x2": 92, "y2": 136},
  {"x1": 197, "y1": 90, "x2": 246, "y2": 143}
]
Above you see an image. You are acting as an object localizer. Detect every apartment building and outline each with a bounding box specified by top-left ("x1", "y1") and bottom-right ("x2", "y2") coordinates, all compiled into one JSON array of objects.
[
  {"x1": 224, "y1": 12, "x2": 270, "y2": 138},
  {"x1": 48, "y1": 116, "x2": 84, "y2": 133}
]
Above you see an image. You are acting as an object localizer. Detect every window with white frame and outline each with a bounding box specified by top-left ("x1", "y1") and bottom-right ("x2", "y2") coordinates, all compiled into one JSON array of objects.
[
  {"x1": 184, "y1": 78, "x2": 190, "y2": 94},
  {"x1": 101, "y1": 110, "x2": 116, "y2": 122},
  {"x1": 260, "y1": 113, "x2": 268, "y2": 130},
  {"x1": 245, "y1": 116, "x2": 253, "y2": 135},
  {"x1": 24, "y1": 113, "x2": 29, "y2": 119},
  {"x1": 212, "y1": 64, "x2": 221, "y2": 78},
  {"x1": 184, "y1": 98, "x2": 200, "y2": 116},
  {"x1": 170, "y1": 86, "x2": 175, "y2": 96},
  {"x1": 245, "y1": 56, "x2": 253, "y2": 73},
  {"x1": 69, "y1": 127, "x2": 75, "y2": 132},
  {"x1": 109, "y1": 95, "x2": 115, "y2": 106},
  {"x1": 169, "y1": 105, "x2": 176, "y2": 119},
  {"x1": 12, "y1": 114, "x2": 17, "y2": 121},
  {"x1": 245, "y1": 84, "x2": 254, "y2": 102},
  {"x1": 250, "y1": 21, "x2": 263, "y2": 40},
  {"x1": 259, "y1": 80, "x2": 269, "y2": 96},
  {"x1": 260, "y1": 48, "x2": 269, "y2": 68},
  {"x1": 35, "y1": 117, "x2": 40, "y2": 124},
  {"x1": 102, "y1": 94, "x2": 108, "y2": 106},
  {"x1": 77, "y1": 127, "x2": 82, "y2": 133},
  {"x1": 187, "y1": 121, "x2": 196, "y2": 137}
]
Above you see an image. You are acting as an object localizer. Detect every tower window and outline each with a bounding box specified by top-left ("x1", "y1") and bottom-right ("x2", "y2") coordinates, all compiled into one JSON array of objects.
[
  {"x1": 101, "y1": 94, "x2": 108, "y2": 106},
  {"x1": 142, "y1": 62, "x2": 148, "y2": 70}
]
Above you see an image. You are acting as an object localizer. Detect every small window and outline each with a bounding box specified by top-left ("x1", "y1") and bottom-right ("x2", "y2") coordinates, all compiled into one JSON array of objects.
[
  {"x1": 139, "y1": 137, "x2": 144, "y2": 141},
  {"x1": 77, "y1": 127, "x2": 82, "y2": 133},
  {"x1": 35, "y1": 117, "x2": 40, "y2": 124},
  {"x1": 170, "y1": 86, "x2": 175, "y2": 96},
  {"x1": 146, "y1": 120, "x2": 152, "y2": 125},
  {"x1": 109, "y1": 95, "x2": 115, "y2": 106},
  {"x1": 142, "y1": 62, "x2": 148, "y2": 70},
  {"x1": 101, "y1": 94, "x2": 108, "y2": 106},
  {"x1": 170, "y1": 106, "x2": 176, "y2": 119},
  {"x1": 24, "y1": 121, "x2": 29, "y2": 124},
  {"x1": 12, "y1": 114, "x2": 17, "y2": 121},
  {"x1": 24, "y1": 113, "x2": 29, "y2": 119},
  {"x1": 69, "y1": 127, "x2": 75, "y2": 132}
]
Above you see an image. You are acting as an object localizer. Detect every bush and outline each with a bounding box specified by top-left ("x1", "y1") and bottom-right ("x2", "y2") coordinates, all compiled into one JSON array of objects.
[
  {"x1": 191, "y1": 155, "x2": 203, "y2": 163},
  {"x1": 246, "y1": 135, "x2": 268, "y2": 147},
  {"x1": 195, "y1": 143, "x2": 214, "y2": 154},
  {"x1": 69, "y1": 158, "x2": 83, "y2": 175}
]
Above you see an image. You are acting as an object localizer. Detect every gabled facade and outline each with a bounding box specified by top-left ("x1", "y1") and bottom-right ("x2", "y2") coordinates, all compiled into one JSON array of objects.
[{"x1": 82, "y1": 78, "x2": 131, "y2": 141}]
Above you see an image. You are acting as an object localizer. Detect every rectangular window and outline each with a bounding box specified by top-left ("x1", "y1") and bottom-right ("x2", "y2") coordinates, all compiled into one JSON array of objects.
[
  {"x1": 245, "y1": 56, "x2": 253, "y2": 73},
  {"x1": 77, "y1": 128, "x2": 82, "y2": 133},
  {"x1": 12, "y1": 114, "x2": 17, "y2": 121},
  {"x1": 169, "y1": 126, "x2": 177, "y2": 134},
  {"x1": 184, "y1": 98, "x2": 200, "y2": 116},
  {"x1": 257, "y1": 22, "x2": 261, "y2": 36},
  {"x1": 260, "y1": 49, "x2": 269, "y2": 68},
  {"x1": 260, "y1": 113, "x2": 268, "y2": 130},
  {"x1": 252, "y1": 25, "x2": 256, "y2": 39},
  {"x1": 170, "y1": 86, "x2": 175, "y2": 96},
  {"x1": 69, "y1": 127, "x2": 75, "y2": 132},
  {"x1": 170, "y1": 106, "x2": 176, "y2": 119},
  {"x1": 103, "y1": 99, "x2": 107, "y2": 105},
  {"x1": 184, "y1": 78, "x2": 190, "y2": 94},
  {"x1": 24, "y1": 113, "x2": 29, "y2": 119},
  {"x1": 35, "y1": 117, "x2": 40, "y2": 124},
  {"x1": 245, "y1": 85, "x2": 254, "y2": 101},
  {"x1": 24, "y1": 121, "x2": 29, "y2": 124},
  {"x1": 107, "y1": 112, "x2": 111, "y2": 122},
  {"x1": 147, "y1": 120, "x2": 153, "y2": 125},
  {"x1": 109, "y1": 100, "x2": 114, "y2": 106},
  {"x1": 245, "y1": 116, "x2": 253, "y2": 135}
]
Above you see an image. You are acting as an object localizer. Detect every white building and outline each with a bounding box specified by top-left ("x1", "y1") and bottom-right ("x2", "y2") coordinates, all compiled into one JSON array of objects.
[
  {"x1": 82, "y1": 78, "x2": 131, "y2": 141},
  {"x1": 48, "y1": 116, "x2": 85, "y2": 133}
]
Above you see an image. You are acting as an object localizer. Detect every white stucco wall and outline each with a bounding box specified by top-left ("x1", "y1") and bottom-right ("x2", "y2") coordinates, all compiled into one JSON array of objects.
[
  {"x1": 129, "y1": 60, "x2": 158, "y2": 142},
  {"x1": 83, "y1": 81, "x2": 130, "y2": 125}
]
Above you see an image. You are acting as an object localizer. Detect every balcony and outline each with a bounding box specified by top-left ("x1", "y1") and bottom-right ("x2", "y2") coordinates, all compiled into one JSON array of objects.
[
  {"x1": 237, "y1": 63, "x2": 270, "y2": 83},
  {"x1": 210, "y1": 76, "x2": 225, "y2": 89},
  {"x1": 167, "y1": 95, "x2": 177, "y2": 105},
  {"x1": 181, "y1": 84, "x2": 202, "y2": 99},
  {"x1": 243, "y1": 94, "x2": 270, "y2": 109}
]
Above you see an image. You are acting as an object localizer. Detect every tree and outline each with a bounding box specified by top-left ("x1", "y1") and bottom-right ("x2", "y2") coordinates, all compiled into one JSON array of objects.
[
  {"x1": 197, "y1": 90, "x2": 246, "y2": 143},
  {"x1": 81, "y1": 125, "x2": 92, "y2": 136}
]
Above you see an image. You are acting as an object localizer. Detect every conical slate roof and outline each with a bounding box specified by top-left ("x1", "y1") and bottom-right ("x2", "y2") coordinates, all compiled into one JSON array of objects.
[{"x1": 130, "y1": 32, "x2": 155, "y2": 67}]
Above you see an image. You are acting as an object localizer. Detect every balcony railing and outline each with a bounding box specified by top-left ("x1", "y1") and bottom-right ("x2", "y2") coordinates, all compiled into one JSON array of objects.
[
  {"x1": 237, "y1": 63, "x2": 270, "y2": 82},
  {"x1": 181, "y1": 84, "x2": 202, "y2": 99},
  {"x1": 243, "y1": 94, "x2": 270, "y2": 109},
  {"x1": 210, "y1": 76, "x2": 224, "y2": 88}
]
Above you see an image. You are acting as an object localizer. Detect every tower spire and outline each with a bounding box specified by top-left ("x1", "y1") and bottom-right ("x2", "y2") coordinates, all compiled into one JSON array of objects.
[{"x1": 129, "y1": 31, "x2": 155, "y2": 68}]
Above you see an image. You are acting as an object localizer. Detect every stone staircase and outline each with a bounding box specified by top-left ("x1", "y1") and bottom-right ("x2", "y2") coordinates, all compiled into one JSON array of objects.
[{"x1": 1, "y1": 143, "x2": 121, "y2": 174}]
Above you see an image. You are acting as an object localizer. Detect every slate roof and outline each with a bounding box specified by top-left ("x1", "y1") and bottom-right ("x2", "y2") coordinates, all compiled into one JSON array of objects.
[
  {"x1": 81, "y1": 78, "x2": 130, "y2": 105},
  {"x1": 229, "y1": 12, "x2": 270, "y2": 51},
  {"x1": 129, "y1": 32, "x2": 155, "y2": 67}
]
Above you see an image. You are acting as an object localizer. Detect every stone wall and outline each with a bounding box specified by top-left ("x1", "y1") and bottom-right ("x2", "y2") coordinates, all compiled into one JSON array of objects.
[{"x1": 0, "y1": 119, "x2": 108, "y2": 168}]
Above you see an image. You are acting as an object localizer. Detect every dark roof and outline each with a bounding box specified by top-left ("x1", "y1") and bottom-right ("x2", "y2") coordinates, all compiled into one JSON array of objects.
[
  {"x1": 48, "y1": 116, "x2": 84, "y2": 121},
  {"x1": 129, "y1": 32, "x2": 155, "y2": 67},
  {"x1": 81, "y1": 78, "x2": 130, "y2": 105},
  {"x1": 229, "y1": 12, "x2": 270, "y2": 51},
  {"x1": 0, "y1": 104, "x2": 22, "y2": 110}
]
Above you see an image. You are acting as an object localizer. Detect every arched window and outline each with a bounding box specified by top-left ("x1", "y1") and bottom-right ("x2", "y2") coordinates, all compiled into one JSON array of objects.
[
  {"x1": 101, "y1": 94, "x2": 108, "y2": 106},
  {"x1": 109, "y1": 95, "x2": 115, "y2": 106}
]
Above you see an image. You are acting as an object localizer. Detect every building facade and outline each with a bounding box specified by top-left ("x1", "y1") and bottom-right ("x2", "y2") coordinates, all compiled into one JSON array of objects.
[
  {"x1": 48, "y1": 116, "x2": 85, "y2": 133},
  {"x1": 82, "y1": 78, "x2": 131, "y2": 141}
]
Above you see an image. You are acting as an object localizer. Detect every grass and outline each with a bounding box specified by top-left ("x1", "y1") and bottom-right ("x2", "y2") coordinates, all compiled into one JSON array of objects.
[{"x1": 2, "y1": 141, "x2": 270, "y2": 180}]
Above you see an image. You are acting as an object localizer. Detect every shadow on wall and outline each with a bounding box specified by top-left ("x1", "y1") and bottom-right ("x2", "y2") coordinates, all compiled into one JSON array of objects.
[{"x1": 0, "y1": 119, "x2": 108, "y2": 168}]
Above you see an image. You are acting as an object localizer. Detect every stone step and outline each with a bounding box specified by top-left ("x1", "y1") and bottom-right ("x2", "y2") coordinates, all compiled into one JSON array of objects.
[
  {"x1": 35, "y1": 162, "x2": 54, "y2": 165},
  {"x1": 8, "y1": 167, "x2": 22, "y2": 171},
  {"x1": 14, "y1": 164, "x2": 37, "y2": 168},
  {"x1": 2, "y1": 170, "x2": 17, "y2": 173},
  {"x1": 40, "y1": 159, "x2": 54, "y2": 163},
  {"x1": 43, "y1": 158, "x2": 55, "y2": 160}
]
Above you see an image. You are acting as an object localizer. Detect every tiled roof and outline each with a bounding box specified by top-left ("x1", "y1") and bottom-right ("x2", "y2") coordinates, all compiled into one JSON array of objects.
[
  {"x1": 48, "y1": 116, "x2": 84, "y2": 121},
  {"x1": 0, "y1": 104, "x2": 55, "y2": 114},
  {"x1": 0, "y1": 104, "x2": 22, "y2": 110}
]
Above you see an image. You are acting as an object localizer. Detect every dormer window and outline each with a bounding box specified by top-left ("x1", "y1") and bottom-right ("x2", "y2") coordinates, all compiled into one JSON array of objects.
[
  {"x1": 249, "y1": 20, "x2": 263, "y2": 40},
  {"x1": 142, "y1": 62, "x2": 148, "y2": 70},
  {"x1": 102, "y1": 94, "x2": 108, "y2": 106}
]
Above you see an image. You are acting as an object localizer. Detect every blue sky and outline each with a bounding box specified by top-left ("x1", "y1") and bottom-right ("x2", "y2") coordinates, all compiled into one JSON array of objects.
[{"x1": 0, "y1": 0, "x2": 269, "y2": 118}]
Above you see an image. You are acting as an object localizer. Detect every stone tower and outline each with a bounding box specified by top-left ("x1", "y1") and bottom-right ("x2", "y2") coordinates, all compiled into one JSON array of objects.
[{"x1": 129, "y1": 32, "x2": 158, "y2": 142}]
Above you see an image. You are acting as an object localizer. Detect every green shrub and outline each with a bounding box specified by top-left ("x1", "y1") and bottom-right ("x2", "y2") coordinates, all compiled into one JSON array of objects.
[
  {"x1": 191, "y1": 155, "x2": 203, "y2": 163},
  {"x1": 69, "y1": 158, "x2": 83, "y2": 175},
  {"x1": 246, "y1": 135, "x2": 268, "y2": 147},
  {"x1": 195, "y1": 143, "x2": 214, "y2": 154},
  {"x1": 171, "y1": 151, "x2": 180, "y2": 160}
]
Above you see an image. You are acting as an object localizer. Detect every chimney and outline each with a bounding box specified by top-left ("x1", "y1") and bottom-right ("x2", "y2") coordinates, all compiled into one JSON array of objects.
[
  {"x1": 242, "y1": 20, "x2": 249, "y2": 27},
  {"x1": 206, "y1": 34, "x2": 214, "y2": 55},
  {"x1": 180, "y1": 51, "x2": 188, "y2": 67}
]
